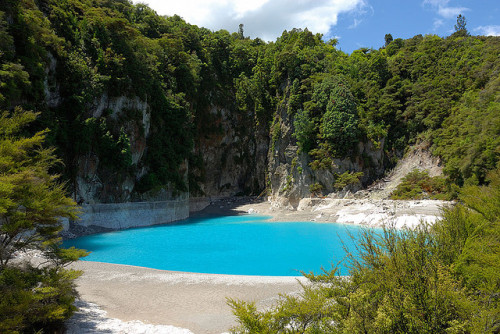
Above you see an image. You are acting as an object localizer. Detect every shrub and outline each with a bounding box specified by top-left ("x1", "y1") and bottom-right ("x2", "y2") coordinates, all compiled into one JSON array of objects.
[
  {"x1": 0, "y1": 108, "x2": 87, "y2": 332},
  {"x1": 309, "y1": 143, "x2": 334, "y2": 171},
  {"x1": 390, "y1": 168, "x2": 451, "y2": 200},
  {"x1": 334, "y1": 171, "x2": 363, "y2": 190},
  {"x1": 309, "y1": 182, "x2": 323, "y2": 197},
  {"x1": 317, "y1": 77, "x2": 359, "y2": 157},
  {"x1": 293, "y1": 109, "x2": 315, "y2": 153},
  {"x1": 0, "y1": 266, "x2": 82, "y2": 333}
]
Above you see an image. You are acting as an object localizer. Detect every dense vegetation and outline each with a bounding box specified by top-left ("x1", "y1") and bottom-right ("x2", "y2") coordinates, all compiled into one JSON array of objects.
[
  {"x1": 230, "y1": 168, "x2": 500, "y2": 333},
  {"x1": 0, "y1": 109, "x2": 87, "y2": 332},
  {"x1": 0, "y1": 0, "x2": 498, "y2": 198}
]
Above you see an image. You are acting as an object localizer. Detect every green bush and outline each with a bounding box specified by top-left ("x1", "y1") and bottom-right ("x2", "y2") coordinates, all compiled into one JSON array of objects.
[
  {"x1": 390, "y1": 169, "x2": 451, "y2": 200},
  {"x1": 0, "y1": 266, "x2": 82, "y2": 333},
  {"x1": 316, "y1": 76, "x2": 359, "y2": 157},
  {"x1": 309, "y1": 143, "x2": 334, "y2": 171},
  {"x1": 293, "y1": 108, "x2": 315, "y2": 153},
  {"x1": 309, "y1": 182, "x2": 323, "y2": 197},
  {"x1": 0, "y1": 108, "x2": 87, "y2": 333},
  {"x1": 270, "y1": 117, "x2": 282, "y2": 152},
  {"x1": 334, "y1": 171, "x2": 364, "y2": 190}
]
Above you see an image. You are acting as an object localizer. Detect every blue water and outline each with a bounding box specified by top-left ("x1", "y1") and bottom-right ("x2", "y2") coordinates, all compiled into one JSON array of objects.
[{"x1": 63, "y1": 215, "x2": 373, "y2": 276}]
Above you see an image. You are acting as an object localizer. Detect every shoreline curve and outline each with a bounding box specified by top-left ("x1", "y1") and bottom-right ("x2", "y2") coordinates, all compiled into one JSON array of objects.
[{"x1": 69, "y1": 261, "x2": 306, "y2": 334}]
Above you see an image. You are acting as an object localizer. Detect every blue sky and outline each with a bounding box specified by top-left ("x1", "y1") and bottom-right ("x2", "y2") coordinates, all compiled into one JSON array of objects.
[
  {"x1": 331, "y1": 0, "x2": 500, "y2": 52},
  {"x1": 135, "y1": 0, "x2": 500, "y2": 53}
]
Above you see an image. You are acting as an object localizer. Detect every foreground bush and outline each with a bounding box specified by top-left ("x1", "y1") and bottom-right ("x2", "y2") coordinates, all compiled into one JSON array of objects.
[
  {"x1": 0, "y1": 266, "x2": 82, "y2": 333},
  {"x1": 229, "y1": 169, "x2": 500, "y2": 333},
  {"x1": 0, "y1": 109, "x2": 87, "y2": 333}
]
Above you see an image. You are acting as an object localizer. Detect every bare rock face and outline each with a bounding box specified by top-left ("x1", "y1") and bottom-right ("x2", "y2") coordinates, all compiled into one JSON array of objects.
[
  {"x1": 75, "y1": 95, "x2": 151, "y2": 203},
  {"x1": 43, "y1": 51, "x2": 159, "y2": 204},
  {"x1": 193, "y1": 106, "x2": 269, "y2": 198},
  {"x1": 76, "y1": 153, "x2": 102, "y2": 204},
  {"x1": 366, "y1": 143, "x2": 443, "y2": 200},
  {"x1": 44, "y1": 52, "x2": 60, "y2": 108},
  {"x1": 128, "y1": 120, "x2": 148, "y2": 166},
  {"x1": 44, "y1": 53, "x2": 269, "y2": 204}
]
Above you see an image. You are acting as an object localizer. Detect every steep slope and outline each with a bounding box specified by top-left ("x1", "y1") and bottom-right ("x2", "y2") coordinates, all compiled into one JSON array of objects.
[{"x1": 366, "y1": 143, "x2": 443, "y2": 200}]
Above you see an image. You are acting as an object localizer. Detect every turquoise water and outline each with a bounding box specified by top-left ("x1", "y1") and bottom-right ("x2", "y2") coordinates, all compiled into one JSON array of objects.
[{"x1": 63, "y1": 215, "x2": 372, "y2": 276}]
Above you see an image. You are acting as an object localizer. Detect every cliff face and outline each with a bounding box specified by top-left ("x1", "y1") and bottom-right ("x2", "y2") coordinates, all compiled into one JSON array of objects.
[
  {"x1": 43, "y1": 52, "x2": 392, "y2": 205},
  {"x1": 74, "y1": 93, "x2": 151, "y2": 203},
  {"x1": 192, "y1": 106, "x2": 269, "y2": 198},
  {"x1": 45, "y1": 53, "x2": 269, "y2": 203},
  {"x1": 44, "y1": 53, "x2": 152, "y2": 203},
  {"x1": 45, "y1": 54, "x2": 385, "y2": 204}
]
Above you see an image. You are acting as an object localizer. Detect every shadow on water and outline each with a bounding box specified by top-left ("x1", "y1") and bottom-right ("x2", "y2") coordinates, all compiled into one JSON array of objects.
[
  {"x1": 65, "y1": 238, "x2": 117, "y2": 252},
  {"x1": 189, "y1": 196, "x2": 266, "y2": 219},
  {"x1": 63, "y1": 197, "x2": 268, "y2": 251}
]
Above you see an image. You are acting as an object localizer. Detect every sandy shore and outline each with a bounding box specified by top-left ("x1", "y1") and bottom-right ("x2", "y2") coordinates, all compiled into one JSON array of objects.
[
  {"x1": 67, "y1": 197, "x2": 449, "y2": 333},
  {"x1": 68, "y1": 261, "x2": 305, "y2": 334}
]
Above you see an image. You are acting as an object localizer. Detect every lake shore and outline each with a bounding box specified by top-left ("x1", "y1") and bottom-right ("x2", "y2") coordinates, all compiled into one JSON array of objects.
[
  {"x1": 193, "y1": 196, "x2": 450, "y2": 228},
  {"x1": 67, "y1": 261, "x2": 306, "y2": 334}
]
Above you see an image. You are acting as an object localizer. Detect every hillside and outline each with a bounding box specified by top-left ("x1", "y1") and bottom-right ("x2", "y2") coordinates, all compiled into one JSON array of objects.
[{"x1": 0, "y1": 0, "x2": 499, "y2": 204}]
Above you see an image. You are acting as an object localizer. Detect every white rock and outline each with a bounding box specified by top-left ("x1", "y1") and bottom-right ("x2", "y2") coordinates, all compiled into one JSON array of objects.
[{"x1": 66, "y1": 300, "x2": 194, "y2": 334}]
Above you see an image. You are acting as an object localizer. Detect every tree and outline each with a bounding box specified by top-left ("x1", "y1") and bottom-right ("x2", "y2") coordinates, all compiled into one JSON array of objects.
[
  {"x1": 293, "y1": 108, "x2": 316, "y2": 153},
  {"x1": 384, "y1": 33, "x2": 393, "y2": 46},
  {"x1": 316, "y1": 76, "x2": 359, "y2": 157},
  {"x1": 0, "y1": 108, "x2": 80, "y2": 267},
  {"x1": 0, "y1": 108, "x2": 87, "y2": 332},
  {"x1": 453, "y1": 14, "x2": 468, "y2": 36},
  {"x1": 238, "y1": 23, "x2": 244, "y2": 39}
]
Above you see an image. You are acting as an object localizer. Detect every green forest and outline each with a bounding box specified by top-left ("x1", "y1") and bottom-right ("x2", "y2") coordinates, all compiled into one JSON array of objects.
[
  {"x1": 0, "y1": 0, "x2": 499, "y2": 332},
  {"x1": 0, "y1": 0, "x2": 499, "y2": 196}
]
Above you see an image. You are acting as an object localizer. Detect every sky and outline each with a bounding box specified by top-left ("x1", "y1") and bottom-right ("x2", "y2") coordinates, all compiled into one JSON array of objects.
[{"x1": 133, "y1": 0, "x2": 500, "y2": 53}]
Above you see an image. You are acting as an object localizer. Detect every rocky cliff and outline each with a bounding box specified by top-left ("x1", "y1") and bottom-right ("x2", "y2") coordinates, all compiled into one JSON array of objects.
[
  {"x1": 267, "y1": 96, "x2": 387, "y2": 208},
  {"x1": 191, "y1": 105, "x2": 269, "y2": 198},
  {"x1": 44, "y1": 53, "x2": 154, "y2": 204},
  {"x1": 47, "y1": 63, "x2": 387, "y2": 205}
]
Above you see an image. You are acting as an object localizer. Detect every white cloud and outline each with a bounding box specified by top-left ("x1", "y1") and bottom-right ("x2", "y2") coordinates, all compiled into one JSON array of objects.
[
  {"x1": 423, "y1": 0, "x2": 468, "y2": 19},
  {"x1": 433, "y1": 18, "x2": 444, "y2": 29},
  {"x1": 133, "y1": 0, "x2": 367, "y2": 41},
  {"x1": 475, "y1": 25, "x2": 500, "y2": 36},
  {"x1": 437, "y1": 6, "x2": 468, "y2": 19},
  {"x1": 348, "y1": 18, "x2": 362, "y2": 29}
]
